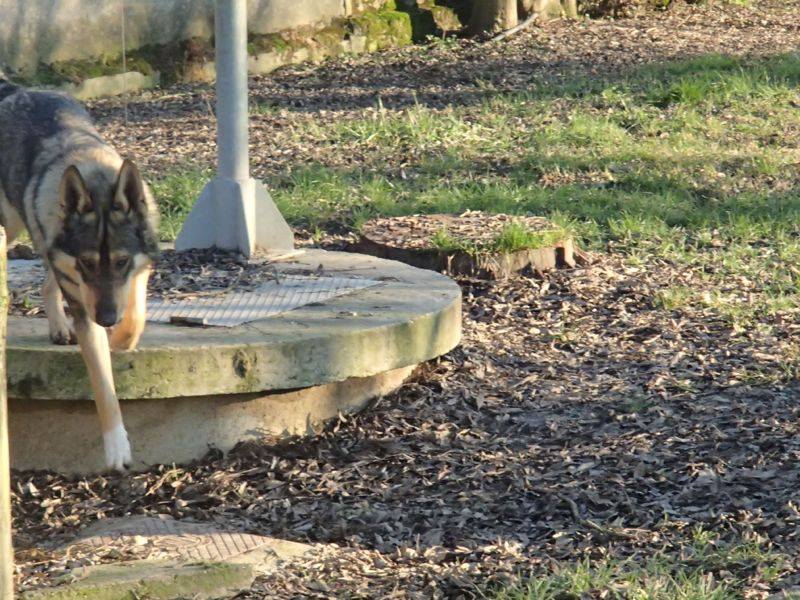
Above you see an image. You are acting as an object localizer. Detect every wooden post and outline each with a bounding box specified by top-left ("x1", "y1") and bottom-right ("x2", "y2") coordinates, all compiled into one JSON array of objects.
[{"x1": 0, "y1": 228, "x2": 12, "y2": 598}]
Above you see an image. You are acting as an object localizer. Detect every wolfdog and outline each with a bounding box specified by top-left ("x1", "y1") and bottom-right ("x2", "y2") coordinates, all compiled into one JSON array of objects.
[{"x1": 0, "y1": 79, "x2": 159, "y2": 470}]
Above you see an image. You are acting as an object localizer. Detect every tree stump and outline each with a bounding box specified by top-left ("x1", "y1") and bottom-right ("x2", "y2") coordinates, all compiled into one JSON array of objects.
[{"x1": 351, "y1": 212, "x2": 576, "y2": 280}]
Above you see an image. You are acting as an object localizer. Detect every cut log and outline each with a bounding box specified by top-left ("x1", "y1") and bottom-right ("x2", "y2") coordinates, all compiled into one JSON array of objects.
[{"x1": 351, "y1": 212, "x2": 576, "y2": 280}]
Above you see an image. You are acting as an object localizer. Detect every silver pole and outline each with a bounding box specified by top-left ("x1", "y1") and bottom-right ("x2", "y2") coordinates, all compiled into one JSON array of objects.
[
  {"x1": 175, "y1": 0, "x2": 294, "y2": 255},
  {"x1": 216, "y1": 0, "x2": 249, "y2": 182}
]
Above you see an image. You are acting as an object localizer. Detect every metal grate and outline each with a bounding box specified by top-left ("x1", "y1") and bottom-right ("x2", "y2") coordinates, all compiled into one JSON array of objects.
[
  {"x1": 71, "y1": 515, "x2": 272, "y2": 562},
  {"x1": 147, "y1": 275, "x2": 379, "y2": 327}
]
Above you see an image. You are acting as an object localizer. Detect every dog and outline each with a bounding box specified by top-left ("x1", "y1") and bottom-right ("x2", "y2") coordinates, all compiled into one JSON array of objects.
[{"x1": 0, "y1": 79, "x2": 159, "y2": 471}]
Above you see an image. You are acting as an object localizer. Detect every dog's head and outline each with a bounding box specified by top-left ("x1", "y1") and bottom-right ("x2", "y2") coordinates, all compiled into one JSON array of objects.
[{"x1": 51, "y1": 160, "x2": 159, "y2": 327}]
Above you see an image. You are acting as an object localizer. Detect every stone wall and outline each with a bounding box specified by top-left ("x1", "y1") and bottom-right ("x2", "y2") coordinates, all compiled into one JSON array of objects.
[{"x1": 0, "y1": 0, "x2": 349, "y2": 73}]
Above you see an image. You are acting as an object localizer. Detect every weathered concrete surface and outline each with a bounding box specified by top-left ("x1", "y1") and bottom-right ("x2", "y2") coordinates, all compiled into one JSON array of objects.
[
  {"x1": 247, "y1": 34, "x2": 369, "y2": 76},
  {"x1": 7, "y1": 250, "x2": 461, "y2": 473},
  {"x1": 7, "y1": 251, "x2": 461, "y2": 401},
  {"x1": 10, "y1": 365, "x2": 414, "y2": 473},
  {"x1": 21, "y1": 515, "x2": 311, "y2": 599},
  {"x1": 0, "y1": 0, "x2": 345, "y2": 72},
  {"x1": 22, "y1": 562, "x2": 254, "y2": 600},
  {"x1": 59, "y1": 70, "x2": 160, "y2": 100},
  {"x1": 71, "y1": 515, "x2": 311, "y2": 569}
]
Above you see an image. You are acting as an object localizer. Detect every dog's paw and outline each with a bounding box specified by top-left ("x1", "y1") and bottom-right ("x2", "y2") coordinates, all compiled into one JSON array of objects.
[
  {"x1": 102, "y1": 424, "x2": 132, "y2": 472},
  {"x1": 109, "y1": 320, "x2": 144, "y2": 352},
  {"x1": 49, "y1": 324, "x2": 77, "y2": 345},
  {"x1": 108, "y1": 332, "x2": 136, "y2": 352}
]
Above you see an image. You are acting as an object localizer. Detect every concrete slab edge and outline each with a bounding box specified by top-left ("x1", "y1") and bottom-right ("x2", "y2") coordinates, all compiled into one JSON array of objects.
[
  {"x1": 21, "y1": 561, "x2": 255, "y2": 600},
  {"x1": 56, "y1": 71, "x2": 160, "y2": 101}
]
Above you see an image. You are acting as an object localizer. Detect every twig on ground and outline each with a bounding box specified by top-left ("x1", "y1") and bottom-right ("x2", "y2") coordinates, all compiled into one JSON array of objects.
[
  {"x1": 490, "y1": 12, "x2": 540, "y2": 43},
  {"x1": 561, "y1": 496, "x2": 641, "y2": 541}
]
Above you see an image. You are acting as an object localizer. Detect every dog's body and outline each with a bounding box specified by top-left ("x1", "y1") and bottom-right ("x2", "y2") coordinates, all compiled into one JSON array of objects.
[{"x1": 0, "y1": 80, "x2": 159, "y2": 470}]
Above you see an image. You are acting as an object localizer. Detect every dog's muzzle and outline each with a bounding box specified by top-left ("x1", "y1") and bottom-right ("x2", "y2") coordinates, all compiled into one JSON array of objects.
[{"x1": 96, "y1": 305, "x2": 119, "y2": 328}]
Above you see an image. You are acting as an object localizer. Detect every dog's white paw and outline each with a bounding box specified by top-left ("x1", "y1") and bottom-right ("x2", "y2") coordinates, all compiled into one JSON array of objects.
[
  {"x1": 102, "y1": 424, "x2": 132, "y2": 471},
  {"x1": 49, "y1": 321, "x2": 77, "y2": 345}
]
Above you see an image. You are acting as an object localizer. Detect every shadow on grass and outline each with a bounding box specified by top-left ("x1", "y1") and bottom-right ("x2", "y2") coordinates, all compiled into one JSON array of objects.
[
  {"x1": 267, "y1": 159, "x2": 800, "y2": 244},
  {"x1": 247, "y1": 51, "x2": 800, "y2": 113},
  {"x1": 100, "y1": 49, "x2": 800, "y2": 126}
]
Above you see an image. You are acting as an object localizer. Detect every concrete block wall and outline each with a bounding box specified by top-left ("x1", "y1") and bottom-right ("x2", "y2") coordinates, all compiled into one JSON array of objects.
[{"x1": 0, "y1": 0, "x2": 348, "y2": 73}]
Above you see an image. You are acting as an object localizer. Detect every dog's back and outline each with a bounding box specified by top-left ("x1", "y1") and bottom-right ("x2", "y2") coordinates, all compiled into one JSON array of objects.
[{"x1": 0, "y1": 80, "x2": 120, "y2": 244}]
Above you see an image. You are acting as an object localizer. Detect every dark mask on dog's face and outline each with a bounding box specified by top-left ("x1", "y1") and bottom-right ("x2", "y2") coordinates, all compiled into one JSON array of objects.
[{"x1": 51, "y1": 160, "x2": 159, "y2": 326}]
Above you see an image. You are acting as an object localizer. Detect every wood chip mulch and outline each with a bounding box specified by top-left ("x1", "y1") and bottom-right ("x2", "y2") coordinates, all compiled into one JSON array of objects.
[
  {"x1": 357, "y1": 212, "x2": 558, "y2": 251},
  {"x1": 12, "y1": 250, "x2": 800, "y2": 596}
]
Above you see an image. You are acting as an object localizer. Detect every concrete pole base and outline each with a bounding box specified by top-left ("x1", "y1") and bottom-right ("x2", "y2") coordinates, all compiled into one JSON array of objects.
[{"x1": 175, "y1": 177, "x2": 294, "y2": 256}]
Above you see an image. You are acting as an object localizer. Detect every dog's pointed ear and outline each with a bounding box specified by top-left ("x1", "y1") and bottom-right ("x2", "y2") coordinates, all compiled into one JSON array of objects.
[
  {"x1": 115, "y1": 159, "x2": 160, "y2": 259},
  {"x1": 59, "y1": 166, "x2": 92, "y2": 216},
  {"x1": 114, "y1": 159, "x2": 146, "y2": 214}
]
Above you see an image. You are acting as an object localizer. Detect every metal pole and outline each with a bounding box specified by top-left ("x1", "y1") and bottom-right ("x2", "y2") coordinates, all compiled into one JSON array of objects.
[
  {"x1": 0, "y1": 228, "x2": 13, "y2": 599},
  {"x1": 216, "y1": 0, "x2": 249, "y2": 182},
  {"x1": 174, "y1": 0, "x2": 294, "y2": 255}
]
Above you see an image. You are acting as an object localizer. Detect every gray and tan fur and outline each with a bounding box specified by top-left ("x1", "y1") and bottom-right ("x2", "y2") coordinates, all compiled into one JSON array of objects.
[{"x1": 0, "y1": 79, "x2": 159, "y2": 470}]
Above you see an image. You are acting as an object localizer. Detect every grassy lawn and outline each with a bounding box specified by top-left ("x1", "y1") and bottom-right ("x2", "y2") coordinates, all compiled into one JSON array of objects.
[
  {"x1": 155, "y1": 52, "x2": 800, "y2": 324},
  {"x1": 496, "y1": 529, "x2": 785, "y2": 599}
]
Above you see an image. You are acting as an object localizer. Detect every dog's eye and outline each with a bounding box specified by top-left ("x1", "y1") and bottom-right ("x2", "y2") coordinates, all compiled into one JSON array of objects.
[
  {"x1": 114, "y1": 257, "x2": 130, "y2": 271},
  {"x1": 78, "y1": 257, "x2": 96, "y2": 272}
]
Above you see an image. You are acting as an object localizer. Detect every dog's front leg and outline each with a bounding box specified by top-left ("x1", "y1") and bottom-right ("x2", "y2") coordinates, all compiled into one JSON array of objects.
[
  {"x1": 73, "y1": 311, "x2": 131, "y2": 471},
  {"x1": 44, "y1": 271, "x2": 76, "y2": 345},
  {"x1": 109, "y1": 267, "x2": 150, "y2": 351}
]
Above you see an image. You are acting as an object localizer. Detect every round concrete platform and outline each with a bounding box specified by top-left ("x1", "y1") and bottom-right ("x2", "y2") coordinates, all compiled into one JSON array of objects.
[{"x1": 7, "y1": 250, "x2": 461, "y2": 473}]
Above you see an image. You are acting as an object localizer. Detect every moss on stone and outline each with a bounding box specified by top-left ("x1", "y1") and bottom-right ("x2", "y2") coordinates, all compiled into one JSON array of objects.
[
  {"x1": 15, "y1": 35, "x2": 218, "y2": 88},
  {"x1": 232, "y1": 349, "x2": 261, "y2": 393},
  {"x1": 350, "y1": 6, "x2": 413, "y2": 51},
  {"x1": 21, "y1": 561, "x2": 254, "y2": 600},
  {"x1": 249, "y1": 20, "x2": 354, "y2": 65},
  {"x1": 352, "y1": 0, "x2": 397, "y2": 13},
  {"x1": 17, "y1": 53, "x2": 155, "y2": 87},
  {"x1": 248, "y1": 32, "x2": 293, "y2": 55},
  {"x1": 131, "y1": 37, "x2": 213, "y2": 86},
  {"x1": 311, "y1": 22, "x2": 351, "y2": 57},
  {"x1": 13, "y1": 3, "x2": 413, "y2": 93},
  {"x1": 429, "y1": 5, "x2": 462, "y2": 30}
]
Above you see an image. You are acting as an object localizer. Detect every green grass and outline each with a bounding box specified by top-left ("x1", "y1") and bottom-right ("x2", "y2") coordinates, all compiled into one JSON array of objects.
[
  {"x1": 493, "y1": 529, "x2": 786, "y2": 599},
  {"x1": 429, "y1": 221, "x2": 570, "y2": 254},
  {"x1": 150, "y1": 169, "x2": 209, "y2": 240},
  {"x1": 154, "y1": 52, "x2": 800, "y2": 323}
]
